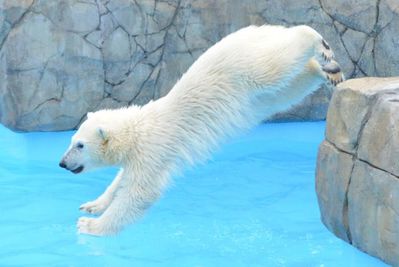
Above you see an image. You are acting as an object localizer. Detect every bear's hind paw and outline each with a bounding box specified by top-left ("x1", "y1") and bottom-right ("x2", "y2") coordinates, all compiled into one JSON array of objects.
[{"x1": 322, "y1": 60, "x2": 344, "y2": 86}]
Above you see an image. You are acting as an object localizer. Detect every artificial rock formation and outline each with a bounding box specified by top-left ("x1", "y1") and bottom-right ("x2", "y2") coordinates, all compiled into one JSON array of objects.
[
  {"x1": 0, "y1": 1, "x2": 399, "y2": 131},
  {"x1": 316, "y1": 77, "x2": 399, "y2": 266}
]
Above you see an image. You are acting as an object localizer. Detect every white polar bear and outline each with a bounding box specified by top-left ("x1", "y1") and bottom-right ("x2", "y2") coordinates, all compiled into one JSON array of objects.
[{"x1": 59, "y1": 25, "x2": 343, "y2": 236}]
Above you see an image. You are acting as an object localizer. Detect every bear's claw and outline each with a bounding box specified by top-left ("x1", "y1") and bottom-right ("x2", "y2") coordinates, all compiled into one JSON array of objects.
[{"x1": 319, "y1": 39, "x2": 334, "y2": 64}]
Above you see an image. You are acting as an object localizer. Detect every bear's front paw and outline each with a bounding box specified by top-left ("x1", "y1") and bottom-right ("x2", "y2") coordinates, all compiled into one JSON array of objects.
[
  {"x1": 79, "y1": 198, "x2": 110, "y2": 215},
  {"x1": 77, "y1": 217, "x2": 110, "y2": 236}
]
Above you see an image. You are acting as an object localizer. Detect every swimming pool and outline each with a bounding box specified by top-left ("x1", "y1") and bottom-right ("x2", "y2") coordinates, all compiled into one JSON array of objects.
[{"x1": 0, "y1": 122, "x2": 387, "y2": 267}]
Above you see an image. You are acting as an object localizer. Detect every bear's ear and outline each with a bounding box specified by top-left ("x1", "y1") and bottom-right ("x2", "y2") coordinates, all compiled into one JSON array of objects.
[{"x1": 97, "y1": 127, "x2": 108, "y2": 142}]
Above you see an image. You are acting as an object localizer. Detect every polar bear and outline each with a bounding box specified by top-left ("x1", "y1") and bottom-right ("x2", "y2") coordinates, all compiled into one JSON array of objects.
[{"x1": 59, "y1": 25, "x2": 343, "y2": 236}]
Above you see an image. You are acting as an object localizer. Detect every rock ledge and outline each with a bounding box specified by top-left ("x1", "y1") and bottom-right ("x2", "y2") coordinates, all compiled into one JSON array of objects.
[{"x1": 316, "y1": 77, "x2": 399, "y2": 265}]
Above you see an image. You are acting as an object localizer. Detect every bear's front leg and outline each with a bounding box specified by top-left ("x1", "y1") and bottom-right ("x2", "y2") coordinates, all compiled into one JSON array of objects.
[
  {"x1": 77, "y1": 203, "x2": 145, "y2": 236},
  {"x1": 77, "y1": 169, "x2": 165, "y2": 236},
  {"x1": 80, "y1": 169, "x2": 124, "y2": 215},
  {"x1": 77, "y1": 217, "x2": 107, "y2": 236}
]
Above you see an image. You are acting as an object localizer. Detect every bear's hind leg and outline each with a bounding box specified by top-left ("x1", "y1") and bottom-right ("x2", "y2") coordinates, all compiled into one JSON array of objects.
[
  {"x1": 285, "y1": 57, "x2": 344, "y2": 97},
  {"x1": 255, "y1": 57, "x2": 343, "y2": 117}
]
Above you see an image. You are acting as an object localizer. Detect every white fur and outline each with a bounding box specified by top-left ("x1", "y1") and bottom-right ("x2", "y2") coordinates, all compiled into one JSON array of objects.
[{"x1": 61, "y1": 25, "x2": 339, "y2": 236}]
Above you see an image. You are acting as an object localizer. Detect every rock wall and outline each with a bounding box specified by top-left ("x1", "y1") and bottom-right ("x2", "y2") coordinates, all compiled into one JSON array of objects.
[
  {"x1": 316, "y1": 77, "x2": 399, "y2": 266},
  {"x1": 0, "y1": 0, "x2": 398, "y2": 131}
]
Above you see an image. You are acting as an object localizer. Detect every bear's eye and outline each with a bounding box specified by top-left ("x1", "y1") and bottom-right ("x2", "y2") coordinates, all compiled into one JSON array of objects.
[{"x1": 76, "y1": 142, "x2": 84, "y2": 149}]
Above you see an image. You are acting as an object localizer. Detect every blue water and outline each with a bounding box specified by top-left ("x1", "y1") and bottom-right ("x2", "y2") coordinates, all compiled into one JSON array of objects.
[{"x1": 0, "y1": 122, "x2": 387, "y2": 267}]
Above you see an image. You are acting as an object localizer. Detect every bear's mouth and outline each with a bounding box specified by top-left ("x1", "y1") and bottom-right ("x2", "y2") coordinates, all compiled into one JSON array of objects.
[{"x1": 71, "y1": 165, "x2": 84, "y2": 174}]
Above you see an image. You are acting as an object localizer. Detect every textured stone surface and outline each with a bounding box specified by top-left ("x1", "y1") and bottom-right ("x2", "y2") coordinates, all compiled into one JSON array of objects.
[
  {"x1": 357, "y1": 90, "x2": 399, "y2": 177},
  {"x1": 315, "y1": 140, "x2": 353, "y2": 243},
  {"x1": 325, "y1": 77, "x2": 399, "y2": 153},
  {"x1": 316, "y1": 77, "x2": 399, "y2": 266},
  {"x1": 349, "y1": 160, "x2": 399, "y2": 265},
  {"x1": 0, "y1": 1, "x2": 399, "y2": 131}
]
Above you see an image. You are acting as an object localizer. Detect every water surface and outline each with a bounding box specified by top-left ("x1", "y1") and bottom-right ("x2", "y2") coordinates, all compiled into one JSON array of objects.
[{"x1": 0, "y1": 122, "x2": 387, "y2": 267}]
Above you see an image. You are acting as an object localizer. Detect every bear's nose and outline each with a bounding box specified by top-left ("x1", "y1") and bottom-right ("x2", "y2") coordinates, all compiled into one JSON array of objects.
[{"x1": 59, "y1": 161, "x2": 67, "y2": 169}]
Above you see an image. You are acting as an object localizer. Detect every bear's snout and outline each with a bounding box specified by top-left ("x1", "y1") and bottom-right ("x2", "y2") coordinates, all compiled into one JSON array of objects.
[
  {"x1": 59, "y1": 160, "x2": 67, "y2": 169},
  {"x1": 59, "y1": 155, "x2": 85, "y2": 174}
]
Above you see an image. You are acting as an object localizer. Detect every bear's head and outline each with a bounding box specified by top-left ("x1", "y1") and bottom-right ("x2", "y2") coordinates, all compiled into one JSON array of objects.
[{"x1": 59, "y1": 111, "x2": 124, "y2": 174}]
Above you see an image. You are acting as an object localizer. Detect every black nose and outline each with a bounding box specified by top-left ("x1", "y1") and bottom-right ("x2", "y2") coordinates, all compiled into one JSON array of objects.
[{"x1": 59, "y1": 161, "x2": 67, "y2": 169}]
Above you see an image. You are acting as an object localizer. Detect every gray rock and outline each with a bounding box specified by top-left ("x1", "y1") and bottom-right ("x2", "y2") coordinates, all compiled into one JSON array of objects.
[
  {"x1": 316, "y1": 76, "x2": 399, "y2": 266},
  {"x1": 0, "y1": 11, "x2": 104, "y2": 131},
  {"x1": 357, "y1": 38, "x2": 376, "y2": 76},
  {"x1": 375, "y1": 17, "x2": 399, "y2": 76},
  {"x1": 110, "y1": 64, "x2": 153, "y2": 103},
  {"x1": 32, "y1": 0, "x2": 99, "y2": 33},
  {"x1": 2, "y1": 0, "x2": 33, "y2": 26},
  {"x1": 315, "y1": 140, "x2": 353, "y2": 243},
  {"x1": 325, "y1": 77, "x2": 399, "y2": 153},
  {"x1": 357, "y1": 89, "x2": 399, "y2": 177},
  {"x1": 348, "y1": 160, "x2": 399, "y2": 265},
  {"x1": 103, "y1": 27, "x2": 131, "y2": 85},
  {"x1": 341, "y1": 29, "x2": 368, "y2": 62},
  {"x1": 320, "y1": 0, "x2": 377, "y2": 34},
  {"x1": 4, "y1": 12, "x2": 59, "y2": 69},
  {"x1": 0, "y1": 1, "x2": 399, "y2": 131}
]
